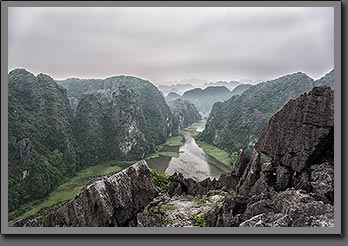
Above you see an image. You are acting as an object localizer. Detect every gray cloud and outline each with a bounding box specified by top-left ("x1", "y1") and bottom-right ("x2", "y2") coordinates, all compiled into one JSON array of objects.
[{"x1": 8, "y1": 7, "x2": 334, "y2": 84}]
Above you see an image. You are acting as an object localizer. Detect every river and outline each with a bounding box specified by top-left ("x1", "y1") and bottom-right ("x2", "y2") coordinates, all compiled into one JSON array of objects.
[{"x1": 146, "y1": 113, "x2": 232, "y2": 181}]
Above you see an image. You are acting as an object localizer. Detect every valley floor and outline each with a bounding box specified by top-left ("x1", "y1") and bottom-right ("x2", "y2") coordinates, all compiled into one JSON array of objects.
[{"x1": 9, "y1": 121, "x2": 235, "y2": 225}]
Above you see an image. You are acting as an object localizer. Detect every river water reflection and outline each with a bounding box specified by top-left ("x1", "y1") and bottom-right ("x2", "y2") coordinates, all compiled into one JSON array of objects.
[{"x1": 146, "y1": 131, "x2": 232, "y2": 181}]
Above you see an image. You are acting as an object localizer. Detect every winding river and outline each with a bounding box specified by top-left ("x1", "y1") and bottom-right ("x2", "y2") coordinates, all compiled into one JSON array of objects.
[{"x1": 147, "y1": 115, "x2": 232, "y2": 181}]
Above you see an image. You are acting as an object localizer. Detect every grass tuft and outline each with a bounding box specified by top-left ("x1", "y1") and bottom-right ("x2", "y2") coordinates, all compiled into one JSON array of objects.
[
  {"x1": 191, "y1": 214, "x2": 208, "y2": 227},
  {"x1": 149, "y1": 168, "x2": 170, "y2": 189}
]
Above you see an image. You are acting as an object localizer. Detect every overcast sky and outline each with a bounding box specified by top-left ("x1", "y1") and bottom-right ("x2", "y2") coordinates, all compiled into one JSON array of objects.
[{"x1": 8, "y1": 7, "x2": 334, "y2": 84}]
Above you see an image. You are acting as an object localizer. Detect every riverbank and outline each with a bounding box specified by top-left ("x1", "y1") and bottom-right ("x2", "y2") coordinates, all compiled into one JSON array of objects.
[
  {"x1": 145, "y1": 135, "x2": 183, "y2": 159},
  {"x1": 183, "y1": 113, "x2": 237, "y2": 168},
  {"x1": 196, "y1": 140, "x2": 237, "y2": 168}
]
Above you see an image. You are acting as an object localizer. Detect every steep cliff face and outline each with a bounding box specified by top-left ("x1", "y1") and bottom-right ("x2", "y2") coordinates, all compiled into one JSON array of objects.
[
  {"x1": 8, "y1": 69, "x2": 78, "y2": 211},
  {"x1": 73, "y1": 94, "x2": 106, "y2": 166},
  {"x1": 59, "y1": 76, "x2": 174, "y2": 161},
  {"x1": 167, "y1": 98, "x2": 202, "y2": 134},
  {"x1": 201, "y1": 72, "x2": 316, "y2": 152}
]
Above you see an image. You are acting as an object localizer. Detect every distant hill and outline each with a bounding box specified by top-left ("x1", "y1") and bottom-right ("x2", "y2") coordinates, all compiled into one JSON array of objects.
[
  {"x1": 182, "y1": 86, "x2": 232, "y2": 112},
  {"x1": 157, "y1": 83, "x2": 194, "y2": 96},
  {"x1": 314, "y1": 69, "x2": 334, "y2": 89},
  {"x1": 202, "y1": 80, "x2": 241, "y2": 91},
  {"x1": 166, "y1": 92, "x2": 181, "y2": 102},
  {"x1": 230, "y1": 83, "x2": 252, "y2": 96}
]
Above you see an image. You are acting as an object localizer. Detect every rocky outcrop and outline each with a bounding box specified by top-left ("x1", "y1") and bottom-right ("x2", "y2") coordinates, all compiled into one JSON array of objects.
[
  {"x1": 255, "y1": 86, "x2": 334, "y2": 172},
  {"x1": 207, "y1": 86, "x2": 334, "y2": 227},
  {"x1": 231, "y1": 149, "x2": 249, "y2": 178},
  {"x1": 310, "y1": 161, "x2": 334, "y2": 204},
  {"x1": 236, "y1": 150, "x2": 261, "y2": 196},
  {"x1": 43, "y1": 160, "x2": 159, "y2": 227},
  {"x1": 213, "y1": 188, "x2": 334, "y2": 227},
  {"x1": 18, "y1": 138, "x2": 32, "y2": 164}
]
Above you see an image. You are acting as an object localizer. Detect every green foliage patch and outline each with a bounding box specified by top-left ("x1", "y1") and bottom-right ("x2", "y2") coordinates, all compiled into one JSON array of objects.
[
  {"x1": 165, "y1": 135, "x2": 184, "y2": 147},
  {"x1": 161, "y1": 203, "x2": 177, "y2": 211},
  {"x1": 191, "y1": 214, "x2": 208, "y2": 227},
  {"x1": 149, "y1": 168, "x2": 170, "y2": 189},
  {"x1": 197, "y1": 141, "x2": 233, "y2": 167}
]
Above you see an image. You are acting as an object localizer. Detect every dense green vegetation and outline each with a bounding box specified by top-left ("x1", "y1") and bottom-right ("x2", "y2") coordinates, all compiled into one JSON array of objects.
[
  {"x1": 191, "y1": 197, "x2": 207, "y2": 206},
  {"x1": 8, "y1": 69, "x2": 78, "y2": 212},
  {"x1": 191, "y1": 214, "x2": 208, "y2": 227},
  {"x1": 62, "y1": 75, "x2": 174, "y2": 161},
  {"x1": 8, "y1": 69, "x2": 175, "y2": 213},
  {"x1": 167, "y1": 98, "x2": 201, "y2": 134},
  {"x1": 201, "y1": 72, "x2": 316, "y2": 152},
  {"x1": 165, "y1": 135, "x2": 184, "y2": 147},
  {"x1": 8, "y1": 160, "x2": 124, "y2": 225}
]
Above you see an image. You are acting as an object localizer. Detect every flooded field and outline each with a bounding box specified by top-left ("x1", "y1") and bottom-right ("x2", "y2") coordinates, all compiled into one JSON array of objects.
[{"x1": 147, "y1": 115, "x2": 232, "y2": 181}]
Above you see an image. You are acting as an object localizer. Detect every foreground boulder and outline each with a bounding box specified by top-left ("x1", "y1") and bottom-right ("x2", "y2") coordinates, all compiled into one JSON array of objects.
[
  {"x1": 255, "y1": 86, "x2": 334, "y2": 172},
  {"x1": 43, "y1": 160, "x2": 159, "y2": 227}
]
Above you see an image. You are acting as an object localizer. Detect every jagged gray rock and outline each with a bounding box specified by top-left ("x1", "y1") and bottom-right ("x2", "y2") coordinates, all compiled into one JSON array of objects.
[
  {"x1": 310, "y1": 161, "x2": 334, "y2": 204},
  {"x1": 255, "y1": 86, "x2": 334, "y2": 172},
  {"x1": 18, "y1": 138, "x2": 32, "y2": 164},
  {"x1": 236, "y1": 149, "x2": 261, "y2": 196},
  {"x1": 43, "y1": 160, "x2": 159, "y2": 227},
  {"x1": 239, "y1": 212, "x2": 290, "y2": 227},
  {"x1": 272, "y1": 188, "x2": 334, "y2": 227},
  {"x1": 232, "y1": 149, "x2": 249, "y2": 178},
  {"x1": 275, "y1": 166, "x2": 291, "y2": 191}
]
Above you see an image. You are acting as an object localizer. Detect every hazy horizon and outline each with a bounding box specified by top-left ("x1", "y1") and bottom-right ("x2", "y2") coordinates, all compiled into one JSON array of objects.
[{"x1": 8, "y1": 7, "x2": 334, "y2": 84}]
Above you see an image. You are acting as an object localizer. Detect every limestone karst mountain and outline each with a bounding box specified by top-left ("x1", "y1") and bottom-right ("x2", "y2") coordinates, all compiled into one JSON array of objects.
[
  {"x1": 201, "y1": 71, "x2": 317, "y2": 153},
  {"x1": 8, "y1": 69, "x2": 78, "y2": 211},
  {"x1": 8, "y1": 69, "x2": 175, "y2": 211},
  {"x1": 13, "y1": 86, "x2": 334, "y2": 228},
  {"x1": 165, "y1": 92, "x2": 181, "y2": 102}
]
